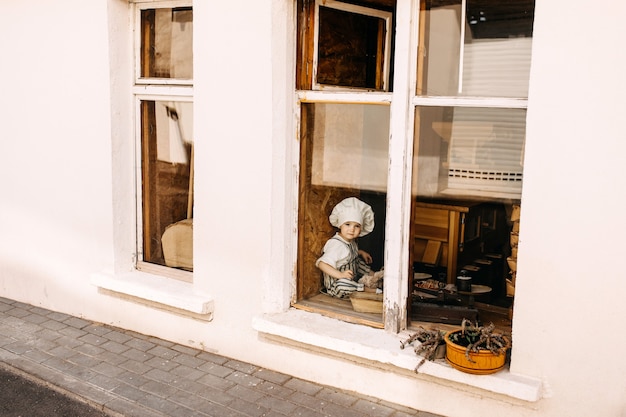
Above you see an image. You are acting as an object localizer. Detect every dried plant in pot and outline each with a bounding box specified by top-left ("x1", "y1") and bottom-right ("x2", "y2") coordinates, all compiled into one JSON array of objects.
[
  {"x1": 400, "y1": 326, "x2": 447, "y2": 372},
  {"x1": 445, "y1": 319, "x2": 511, "y2": 375}
]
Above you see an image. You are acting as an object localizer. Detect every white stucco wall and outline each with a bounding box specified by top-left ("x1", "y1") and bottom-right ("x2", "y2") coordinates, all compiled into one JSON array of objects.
[
  {"x1": 509, "y1": 1, "x2": 626, "y2": 415},
  {"x1": 0, "y1": 1, "x2": 624, "y2": 417},
  {"x1": 0, "y1": 0, "x2": 114, "y2": 312}
]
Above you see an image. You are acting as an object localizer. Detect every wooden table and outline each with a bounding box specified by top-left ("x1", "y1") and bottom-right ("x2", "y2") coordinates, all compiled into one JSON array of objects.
[
  {"x1": 458, "y1": 284, "x2": 492, "y2": 307},
  {"x1": 413, "y1": 200, "x2": 483, "y2": 284}
]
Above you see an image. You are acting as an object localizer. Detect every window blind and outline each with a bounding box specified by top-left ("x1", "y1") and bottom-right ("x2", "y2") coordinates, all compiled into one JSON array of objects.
[
  {"x1": 447, "y1": 37, "x2": 531, "y2": 195},
  {"x1": 447, "y1": 107, "x2": 526, "y2": 194}
]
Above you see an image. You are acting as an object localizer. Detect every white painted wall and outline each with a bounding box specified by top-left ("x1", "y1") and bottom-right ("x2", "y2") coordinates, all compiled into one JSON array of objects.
[
  {"x1": 0, "y1": 0, "x2": 114, "y2": 313},
  {"x1": 0, "y1": 1, "x2": 624, "y2": 417},
  {"x1": 509, "y1": 1, "x2": 626, "y2": 415}
]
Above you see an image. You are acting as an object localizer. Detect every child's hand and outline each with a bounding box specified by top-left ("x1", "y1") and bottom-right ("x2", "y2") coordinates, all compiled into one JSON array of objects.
[
  {"x1": 338, "y1": 270, "x2": 354, "y2": 279},
  {"x1": 317, "y1": 261, "x2": 354, "y2": 280},
  {"x1": 358, "y1": 250, "x2": 373, "y2": 264}
]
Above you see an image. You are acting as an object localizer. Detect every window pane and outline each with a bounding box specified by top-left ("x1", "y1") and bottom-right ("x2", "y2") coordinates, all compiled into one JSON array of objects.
[
  {"x1": 141, "y1": 7, "x2": 193, "y2": 79},
  {"x1": 297, "y1": 103, "x2": 389, "y2": 300},
  {"x1": 417, "y1": 0, "x2": 534, "y2": 97},
  {"x1": 412, "y1": 106, "x2": 526, "y2": 199},
  {"x1": 309, "y1": 103, "x2": 390, "y2": 192},
  {"x1": 140, "y1": 101, "x2": 193, "y2": 271},
  {"x1": 317, "y1": 6, "x2": 389, "y2": 90}
]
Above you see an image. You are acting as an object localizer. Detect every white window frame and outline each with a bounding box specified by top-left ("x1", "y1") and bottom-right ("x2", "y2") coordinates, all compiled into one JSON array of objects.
[
  {"x1": 293, "y1": 0, "x2": 414, "y2": 332},
  {"x1": 295, "y1": 0, "x2": 530, "y2": 332},
  {"x1": 380, "y1": 0, "x2": 415, "y2": 332},
  {"x1": 133, "y1": 0, "x2": 193, "y2": 86},
  {"x1": 132, "y1": 0, "x2": 194, "y2": 282},
  {"x1": 384, "y1": 0, "x2": 531, "y2": 332},
  {"x1": 256, "y1": 0, "x2": 542, "y2": 401}
]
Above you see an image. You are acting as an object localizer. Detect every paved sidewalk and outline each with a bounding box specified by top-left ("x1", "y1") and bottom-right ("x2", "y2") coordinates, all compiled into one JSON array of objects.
[{"x1": 0, "y1": 297, "x2": 442, "y2": 417}]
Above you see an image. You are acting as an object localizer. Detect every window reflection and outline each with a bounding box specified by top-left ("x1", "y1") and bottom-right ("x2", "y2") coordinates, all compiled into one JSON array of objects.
[
  {"x1": 413, "y1": 106, "x2": 526, "y2": 198},
  {"x1": 141, "y1": 7, "x2": 193, "y2": 80},
  {"x1": 309, "y1": 103, "x2": 390, "y2": 192},
  {"x1": 140, "y1": 101, "x2": 193, "y2": 270},
  {"x1": 417, "y1": 0, "x2": 534, "y2": 97}
]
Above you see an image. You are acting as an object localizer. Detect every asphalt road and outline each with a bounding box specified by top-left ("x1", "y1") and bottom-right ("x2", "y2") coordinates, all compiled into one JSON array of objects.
[{"x1": 0, "y1": 366, "x2": 110, "y2": 417}]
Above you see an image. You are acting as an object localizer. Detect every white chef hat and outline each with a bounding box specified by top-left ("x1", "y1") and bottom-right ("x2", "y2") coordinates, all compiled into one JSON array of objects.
[{"x1": 329, "y1": 197, "x2": 375, "y2": 237}]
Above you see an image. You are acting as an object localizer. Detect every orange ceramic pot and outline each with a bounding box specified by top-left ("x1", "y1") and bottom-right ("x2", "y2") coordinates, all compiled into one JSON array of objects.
[{"x1": 444, "y1": 330, "x2": 509, "y2": 375}]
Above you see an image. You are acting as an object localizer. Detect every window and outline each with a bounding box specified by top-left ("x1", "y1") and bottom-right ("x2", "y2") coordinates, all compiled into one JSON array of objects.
[
  {"x1": 313, "y1": 0, "x2": 393, "y2": 91},
  {"x1": 297, "y1": 0, "x2": 394, "y2": 91},
  {"x1": 294, "y1": 0, "x2": 394, "y2": 328},
  {"x1": 414, "y1": 0, "x2": 533, "y2": 198},
  {"x1": 294, "y1": 0, "x2": 534, "y2": 332},
  {"x1": 134, "y1": 2, "x2": 194, "y2": 279}
]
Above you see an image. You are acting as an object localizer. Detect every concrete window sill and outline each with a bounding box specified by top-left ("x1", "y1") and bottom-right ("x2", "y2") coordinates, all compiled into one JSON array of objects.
[
  {"x1": 91, "y1": 271, "x2": 214, "y2": 321},
  {"x1": 252, "y1": 308, "x2": 542, "y2": 402}
]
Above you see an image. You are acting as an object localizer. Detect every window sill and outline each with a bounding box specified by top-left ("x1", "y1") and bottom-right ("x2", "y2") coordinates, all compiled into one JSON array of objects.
[
  {"x1": 252, "y1": 308, "x2": 542, "y2": 402},
  {"x1": 91, "y1": 271, "x2": 214, "y2": 321}
]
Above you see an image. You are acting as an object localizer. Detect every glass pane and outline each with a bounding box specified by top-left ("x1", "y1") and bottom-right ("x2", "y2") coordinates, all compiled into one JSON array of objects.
[
  {"x1": 417, "y1": 0, "x2": 534, "y2": 97},
  {"x1": 309, "y1": 103, "x2": 390, "y2": 192},
  {"x1": 141, "y1": 101, "x2": 194, "y2": 271},
  {"x1": 410, "y1": 106, "x2": 522, "y2": 326},
  {"x1": 412, "y1": 106, "x2": 526, "y2": 199},
  {"x1": 141, "y1": 7, "x2": 193, "y2": 79},
  {"x1": 316, "y1": 5, "x2": 391, "y2": 90},
  {"x1": 297, "y1": 103, "x2": 389, "y2": 299}
]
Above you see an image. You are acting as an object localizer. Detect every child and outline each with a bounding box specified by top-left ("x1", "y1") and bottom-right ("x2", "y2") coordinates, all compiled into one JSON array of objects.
[{"x1": 316, "y1": 197, "x2": 376, "y2": 299}]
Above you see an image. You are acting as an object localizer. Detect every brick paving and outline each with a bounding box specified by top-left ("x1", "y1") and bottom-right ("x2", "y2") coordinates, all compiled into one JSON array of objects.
[{"x1": 0, "y1": 297, "x2": 442, "y2": 417}]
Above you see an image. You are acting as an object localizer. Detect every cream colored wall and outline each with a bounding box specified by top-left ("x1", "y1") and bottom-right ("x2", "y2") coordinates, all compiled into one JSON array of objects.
[
  {"x1": 0, "y1": 0, "x2": 115, "y2": 313},
  {"x1": 0, "y1": 1, "x2": 624, "y2": 417},
  {"x1": 509, "y1": 0, "x2": 626, "y2": 415}
]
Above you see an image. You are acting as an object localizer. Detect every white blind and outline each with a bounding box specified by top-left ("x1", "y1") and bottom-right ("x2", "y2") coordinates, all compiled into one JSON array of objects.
[
  {"x1": 444, "y1": 36, "x2": 531, "y2": 195},
  {"x1": 447, "y1": 107, "x2": 526, "y2": 194},
  {"x1": 462, "y1": 37, "x2": 532, "y2": 97}
]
